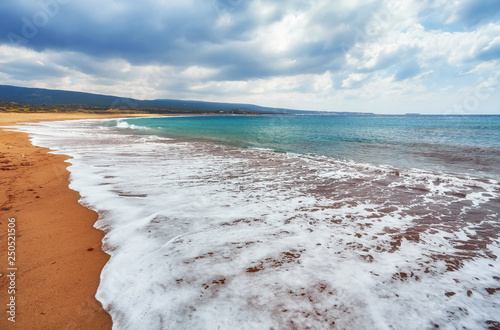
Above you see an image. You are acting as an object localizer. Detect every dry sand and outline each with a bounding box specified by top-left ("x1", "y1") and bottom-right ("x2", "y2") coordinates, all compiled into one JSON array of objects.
[{"x1": 0, "y1": 113, "x2": 157, "y2": 329}]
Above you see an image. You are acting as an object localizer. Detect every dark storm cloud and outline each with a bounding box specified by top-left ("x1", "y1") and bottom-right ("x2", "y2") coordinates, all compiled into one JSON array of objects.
[
  {"x1": 1, "y1": 0, "x2": 499, "y2": 115},
  {"x1": 0, "y1": 0, "x2": 382, "y2": 81},
  {"x1": 1, "y1": 1, "x2": 217, "y2": 63},
  {"x1": 0, "y1": 59, "x2": 65, "y2": 81}
]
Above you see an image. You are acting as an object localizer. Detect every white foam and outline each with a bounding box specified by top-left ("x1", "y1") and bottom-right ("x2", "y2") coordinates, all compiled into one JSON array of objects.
[
  {"x1": 115, "y1": 119, "x2": 149, "y2": 130},
  {"x1": 13, "y1": 119, "x2": 500, "y2": 329}
]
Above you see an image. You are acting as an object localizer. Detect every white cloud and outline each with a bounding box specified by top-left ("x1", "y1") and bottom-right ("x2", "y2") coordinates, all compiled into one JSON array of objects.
[
  {"x1": 1, "y1": 0, "x2": 499, "y2": 113},
  {"x1": 341, "y1": 73, "x2": 369, "y2": 89}
]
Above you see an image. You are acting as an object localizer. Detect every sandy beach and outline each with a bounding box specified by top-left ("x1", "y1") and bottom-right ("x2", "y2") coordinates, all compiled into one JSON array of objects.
[
  {"x1": 0, "y1": 113, "x2": 155, "y2": 329},
  {"x1": 2, "y1": 113, "x2": 499, "y2": 329}
]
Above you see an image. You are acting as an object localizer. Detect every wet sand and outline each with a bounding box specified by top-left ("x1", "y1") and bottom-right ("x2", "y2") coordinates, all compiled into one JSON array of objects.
[{"x1": 0, "y1": 113, "x2": 156, "y2": 329}]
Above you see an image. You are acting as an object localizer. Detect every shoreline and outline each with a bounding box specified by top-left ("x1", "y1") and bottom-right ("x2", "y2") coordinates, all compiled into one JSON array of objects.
[
  {"x1": 2, "y1": 113, "x2": 498, "y2": 328},
  {"x1": 0, "y1": 113, "x2": 158, "y2": 329}
]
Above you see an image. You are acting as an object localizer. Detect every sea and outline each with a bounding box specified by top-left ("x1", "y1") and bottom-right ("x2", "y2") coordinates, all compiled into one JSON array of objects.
[{"x1": 15, "y1": 114, "x2": 500, "y2": 329}]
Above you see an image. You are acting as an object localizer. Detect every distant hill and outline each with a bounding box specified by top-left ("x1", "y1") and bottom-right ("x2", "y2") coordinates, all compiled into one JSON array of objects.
[
  {"x1": 0, "y1": 84, "x2": 374, "y2": 115},
  {"x1": 0, "y1": 85, "x2": 301, "y2": 114},
  {"x1": 0, "y1": 84, "x2": 135, "y2": 108}
]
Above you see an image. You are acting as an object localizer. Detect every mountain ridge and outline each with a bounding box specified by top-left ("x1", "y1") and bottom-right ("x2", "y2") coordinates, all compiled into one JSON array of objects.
[
  {"x1": 0, "y1": 84, "x2": 374, "y2": 115},
  {"x1": 0, "y1": 85, "x2": 303, "y2": 114}
]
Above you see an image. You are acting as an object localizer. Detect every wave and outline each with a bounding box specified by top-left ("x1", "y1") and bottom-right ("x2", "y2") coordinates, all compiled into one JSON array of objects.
[
  {"x1": 13, "y1": 119, "x2": 500, "y2": 329},
  {"x1": 114, "y1": 119, "x2": 150, "y2": 130}
]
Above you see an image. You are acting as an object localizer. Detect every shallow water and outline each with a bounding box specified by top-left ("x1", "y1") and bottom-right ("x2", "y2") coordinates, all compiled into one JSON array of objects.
[
  {"x1": 15, "y1": 116, "x2": 500, "y2": 329},
  {"x1": 109, "y1": 115, "x2": 500, "y2": 181}
]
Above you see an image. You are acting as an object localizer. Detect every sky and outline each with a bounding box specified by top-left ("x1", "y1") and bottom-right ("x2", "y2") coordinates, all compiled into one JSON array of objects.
[{"x1": 0, "y1": 0, "x2": 499, "y2": 114}]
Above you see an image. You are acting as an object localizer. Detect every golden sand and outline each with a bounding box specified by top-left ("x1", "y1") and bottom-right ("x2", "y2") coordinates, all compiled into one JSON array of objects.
[{"x1": 0, "y1": 113, "x2": 158, "y2": 329}]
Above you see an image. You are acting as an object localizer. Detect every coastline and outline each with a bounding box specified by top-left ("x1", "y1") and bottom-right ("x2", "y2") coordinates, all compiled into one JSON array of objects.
[
  {"x1": 3, "y1": 114, "x2": 498, "y2": 328},
  {"x1": 0, "y1": 113, "x2": 156, "y2": 329}
]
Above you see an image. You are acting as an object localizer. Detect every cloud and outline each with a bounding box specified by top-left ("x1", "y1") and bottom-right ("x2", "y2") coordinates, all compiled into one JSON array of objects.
[
  {"x1": 477, "y1": 36, "x2": 500, "y2": 61},
  {"x1": 453, "y1": 0, "x2": 500, "y2": 27},
  {"x1": 0, "y1": 58, "x2": 65, "y2": 81},
  {"x1": 428, "y1": 0, "x2": 500, "y2": 29},
  {"x1": 394, "y1": 60, "x2": 421, "y2": 81},
  {"x1": 0, "y1": 0, "x2": 499, "y2": 113},
  {"x1": 0, "y1": 0, "x2": 383, "y2": 79},
  {"x1": 341, "y1": 73, "x2": 369, "y2": 89}
]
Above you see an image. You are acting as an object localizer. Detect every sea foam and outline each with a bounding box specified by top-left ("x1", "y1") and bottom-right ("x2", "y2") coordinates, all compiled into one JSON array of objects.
[{"x1": 14, "y1": 119, "x2": 500, "y2": 330}]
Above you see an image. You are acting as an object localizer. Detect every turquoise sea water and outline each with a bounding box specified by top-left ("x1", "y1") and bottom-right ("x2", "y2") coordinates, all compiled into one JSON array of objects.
[
  {"x1": 114, "y1": 115, "x2": 500, "y2": 180},
  {"x1": 16, "y1": 116, "x2": 500, "y2": 329}
]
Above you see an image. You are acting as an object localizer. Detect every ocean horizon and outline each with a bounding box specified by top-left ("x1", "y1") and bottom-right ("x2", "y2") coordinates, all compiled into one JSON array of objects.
[{"x1": 16, "y1": 114, "x2": 500, "y2": 329}]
